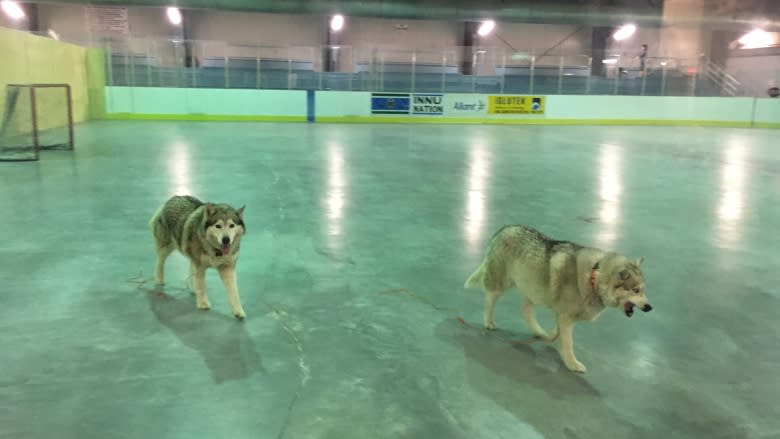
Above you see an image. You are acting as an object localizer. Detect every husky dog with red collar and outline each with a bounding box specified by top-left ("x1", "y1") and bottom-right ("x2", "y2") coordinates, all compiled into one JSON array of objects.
[
  {"x1": 149, "y1": 195, "x2": 247, "y2": 319},
  {"x1": 464, "y1": 225, "x2": 651, "y2": 373}
]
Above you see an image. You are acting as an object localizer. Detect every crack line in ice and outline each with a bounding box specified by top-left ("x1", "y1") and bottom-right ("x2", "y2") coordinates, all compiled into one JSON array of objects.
[{"x1": 263, "y1": 299, "x2": 308, "y2": 439}]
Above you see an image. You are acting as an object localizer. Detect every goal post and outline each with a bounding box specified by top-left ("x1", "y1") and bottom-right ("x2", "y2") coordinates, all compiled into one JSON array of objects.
[{"x1": 0, "y1": 83, "x2": 75, "y2": 162}]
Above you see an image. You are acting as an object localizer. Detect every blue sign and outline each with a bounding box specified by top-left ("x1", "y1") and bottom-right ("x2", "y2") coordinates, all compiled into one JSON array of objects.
[{"x1": 371, "y1": 93, "x2": 410, "y2": 114}]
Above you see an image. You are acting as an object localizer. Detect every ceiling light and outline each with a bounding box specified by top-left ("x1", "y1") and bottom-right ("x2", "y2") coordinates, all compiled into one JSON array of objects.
[
  {"x1": 166, "y1": 7, "x2": 182, "y2": 26},
  {"x1": 613, "y1": 24, "x2": 636, "y2": 41},
  {"x1": 738, "y1": 28, "x2": 773, "y2": 49},
  {"x1": 1, "y1": 1, "x2": 25, "y2": 21},
  {"x1": 477, "y1": 20, "x2": 495, "y2": 37},
  {"x1": 330, "y1": 14, "x2": 344, "y2": 32}
]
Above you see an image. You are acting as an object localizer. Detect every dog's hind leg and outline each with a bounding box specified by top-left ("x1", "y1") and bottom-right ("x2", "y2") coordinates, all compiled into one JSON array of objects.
[
  {"x1": 482, "y1": 258, "x2": 513, "y2": 330},
  {"x1": 483, "y1": 289, "x2": 504, "y2": 330},
  {"x1": 154, "y1": 244, "x2": 174, "y2": 285},
  {"x1": 151, "y1": 212, "x2": 173, "y2": 285},
  {"x1": 521, "y1": 296, "x2": 550, "y2": 339},
  {"x1": 482, "y1": 258, "x2": 510, "y2": 330},
  {"x1": 218, "y1": 266, "x2": 245, "y2": 320}
]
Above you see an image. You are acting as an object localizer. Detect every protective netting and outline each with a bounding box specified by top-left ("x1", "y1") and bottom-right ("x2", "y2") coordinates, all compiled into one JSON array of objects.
[{"x1": 0, "y1": 84, "x2": 73, "y2": 161}]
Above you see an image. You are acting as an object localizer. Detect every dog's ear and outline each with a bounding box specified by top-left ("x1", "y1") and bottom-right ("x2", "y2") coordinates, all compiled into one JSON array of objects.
[
  {"x1": 204, "y1": 204, "x2": 217, "y2": 218},
  {"x1": 619, "y1": 269, "x2": 631, "y2": 280},
  {"x1": 236, "y1": 206, "x2": 246, "y2": 231},
  {"x1": 636, "y1": 257, "x2": 644, "y2": 266}
]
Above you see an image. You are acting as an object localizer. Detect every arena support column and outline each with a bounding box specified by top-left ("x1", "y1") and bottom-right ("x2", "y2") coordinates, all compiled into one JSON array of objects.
[
  {"x1": 658, "y1": 0, "x2": 707, "y2": 71},
  {"x1": 590, "y1": 26, "x2": 614, "y2": 76},
  {"x1": 23, "y1": 3, "x2": 39, "y2": 32},
  {"x1": 461, "y1": 21, "x2": 477, "y2": 75},
  {"x1": 182, "y1": 9, "x2": 195, "y2": 68},
  {"x1": 324, "y1": 15, "x2": 344, "y2": 73}
]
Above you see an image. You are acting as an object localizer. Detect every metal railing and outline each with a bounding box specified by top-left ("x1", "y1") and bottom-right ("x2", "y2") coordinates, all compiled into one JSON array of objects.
[
  {"x1": 92, "y1": 37, "x2": 745, "y2": 97},
  {"x1": 701, "y1": 57, "x2": 742, "y2": 96}
]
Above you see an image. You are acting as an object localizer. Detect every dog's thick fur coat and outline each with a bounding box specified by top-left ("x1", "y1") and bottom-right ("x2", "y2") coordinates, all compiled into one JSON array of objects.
[
  {"x1": 150, "y1": 195, "x2": 247, "y2": 319},
  {"x1": 465, "y1": 225, "x2": 651, "y2": 372}
]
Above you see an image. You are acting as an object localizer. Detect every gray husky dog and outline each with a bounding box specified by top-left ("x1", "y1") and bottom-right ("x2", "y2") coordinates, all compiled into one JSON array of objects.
[
  {"x1": 464, "y1": 225, "x2": 652, "y2": 372},
  {"x1": 150, "y1": 195, "x2": 247, "y2": 320}
]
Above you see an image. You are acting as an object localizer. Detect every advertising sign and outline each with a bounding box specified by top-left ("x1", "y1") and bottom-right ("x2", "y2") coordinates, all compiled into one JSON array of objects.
[{"x1": 487, "y1": 95, "x2": 545, "y2": 114}]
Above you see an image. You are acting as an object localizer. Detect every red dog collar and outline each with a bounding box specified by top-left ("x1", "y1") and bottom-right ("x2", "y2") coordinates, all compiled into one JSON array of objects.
[{"x1": 589, "y1": 262, "x2": 600, "y2": 292}]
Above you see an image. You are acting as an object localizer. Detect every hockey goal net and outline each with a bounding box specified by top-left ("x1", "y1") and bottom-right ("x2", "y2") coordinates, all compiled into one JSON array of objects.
[{"x1": 0, "y1": 84, "x2": 74, "y2": 161}]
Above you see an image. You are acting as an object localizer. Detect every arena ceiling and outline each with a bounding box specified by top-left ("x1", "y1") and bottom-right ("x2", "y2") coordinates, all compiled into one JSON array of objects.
[
  {"x1": 38, "y1": 0, "x2": 666, "y2": 26},
  {"x1": 35, "y1": 0, "x2": 779, "y2": 28}
]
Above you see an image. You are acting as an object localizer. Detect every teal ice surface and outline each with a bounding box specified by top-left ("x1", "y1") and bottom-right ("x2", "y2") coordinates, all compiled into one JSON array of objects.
[{"x1": 1, "y1": 121, "x2": 778, "y2": 439}]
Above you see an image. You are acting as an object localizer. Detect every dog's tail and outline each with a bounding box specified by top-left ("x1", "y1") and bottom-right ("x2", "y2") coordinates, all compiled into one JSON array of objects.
[
  {"x1": 464, "y1": 261, "x2": 486, "y2": 289},
  {"x1": 148, "y1": 206, "x2": 164, "y2": 230}
]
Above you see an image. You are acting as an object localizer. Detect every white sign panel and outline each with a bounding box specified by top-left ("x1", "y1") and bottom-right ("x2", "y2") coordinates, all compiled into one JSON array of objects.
[
  {"x1": 443, "y1": 94, "x2": 488, "y2": 117},
  {"x1": 86, "y1": 6, "x2": 129, "y2": 35},
  {"x1": 411, "y1": 93, "x2": 443, "y2": 115}
]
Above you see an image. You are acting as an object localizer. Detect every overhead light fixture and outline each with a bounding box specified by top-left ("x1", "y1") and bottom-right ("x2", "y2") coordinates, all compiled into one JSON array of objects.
[
  {"x1": 1, "y1": 0, "x2": 25, "y2": 21},
  {"x1": 330, "y1": 14, "x2": 344, "y2": 32},
  {"x1": 738, "y1": 28, "x2": 773, "y2": 49},
  {"x1": 602, "y1": 58, "x2": 618, "y2": 65},
  {"x1": 613, "y1": 23, "x2": 636, "y2": 41},
  {"x1": 510, "y1": 52, "x2": 532, "y2": 60},
  {"x1": 166, "y1": 7, "x2": 182, "y2": 26},
  {"x1": 477, "y1": 20, "x2": 495, "y2": 37}
]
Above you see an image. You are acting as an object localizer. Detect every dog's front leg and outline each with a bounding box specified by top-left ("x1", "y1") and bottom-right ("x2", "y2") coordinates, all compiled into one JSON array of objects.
[
  {"x1": 218, "y1": 266, "x2": 246, "y2": 320},
  {"x1": 557, "y1": 315, "x2": 586, "y2": 373},
  {"x1": 191, "y1": 264, "x2": 210, "y2": 310}
]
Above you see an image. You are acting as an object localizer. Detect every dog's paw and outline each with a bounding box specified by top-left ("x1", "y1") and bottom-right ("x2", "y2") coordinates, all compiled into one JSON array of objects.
[
  {"x1": 484, "y1": 321, "x2": 497, "y2": 331},
  {"x1": 564, "y1": 359, "x2": 587, "y2": 373},
  {"x1": 232, "y1": 309, "x2": 246, "y2": 320},
  {"x1": 533, "y1": 330, "x2": 551, "y2": 340},
  {"x1": 535, "y1": 334, "x2": 556, "y2": 344},
  {"x1": 196, "y1": 299, "x2": 211, "y2": 310}
]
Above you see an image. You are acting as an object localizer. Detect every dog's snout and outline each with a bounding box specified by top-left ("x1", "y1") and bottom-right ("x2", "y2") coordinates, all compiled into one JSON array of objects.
[
  {"x1": 642, "y1": 304, "x2": 653, "y2": 312},
  {"x1": 221, "y1": 236, "x2": 230, "y2": 245}
]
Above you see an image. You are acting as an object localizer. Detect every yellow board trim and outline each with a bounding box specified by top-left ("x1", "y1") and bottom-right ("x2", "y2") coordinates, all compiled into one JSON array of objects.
[
  {"x1": 752, "y1": 122, "x2": 780, "y2": 129},
  {"x1": 104, "y1": 113, "x2": 306, "y2": 122},
  {"x1": 104, "y1": 113, "x2": 780, "y2": 128},
  {"x1": 317, "y1": 116, "x2": 778, "y2": 128}
]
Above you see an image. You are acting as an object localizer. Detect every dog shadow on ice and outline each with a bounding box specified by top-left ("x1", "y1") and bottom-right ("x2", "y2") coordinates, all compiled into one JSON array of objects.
[
  {"x1": 144, "y1": 286, "x2": 265, "y2": 384},
  {"x1": 435, "y1": 318, "x2": 600, "y2": 399},
  {"x1": 436, "y1": 317, "x2": 672, "y2": 438}
]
